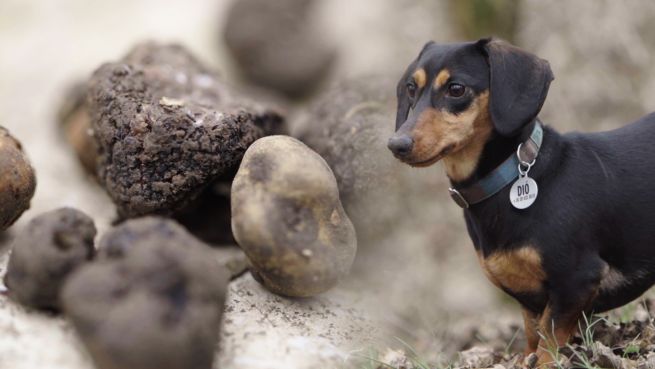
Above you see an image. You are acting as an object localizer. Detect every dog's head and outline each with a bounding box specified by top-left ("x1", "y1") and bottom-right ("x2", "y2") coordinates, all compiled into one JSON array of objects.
[{"x1": 388, "y1": 38, "x2": 553, "y2": 168}]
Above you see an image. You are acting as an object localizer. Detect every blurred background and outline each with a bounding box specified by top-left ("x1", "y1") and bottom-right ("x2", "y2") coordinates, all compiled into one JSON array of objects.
[{"x1": 2, "y1": 0, "x2": 655, "y2": 368}]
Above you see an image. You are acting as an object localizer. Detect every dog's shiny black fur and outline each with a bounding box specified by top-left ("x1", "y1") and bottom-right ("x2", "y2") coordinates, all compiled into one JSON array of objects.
[{"x1": 391, "y1": 38, "x2": 655, "y2": 355}]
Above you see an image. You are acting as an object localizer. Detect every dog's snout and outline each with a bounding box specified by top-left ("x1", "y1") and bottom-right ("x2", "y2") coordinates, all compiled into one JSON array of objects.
[{"x1": 387, "y1": 135, "x2": 414, "y2": 157}]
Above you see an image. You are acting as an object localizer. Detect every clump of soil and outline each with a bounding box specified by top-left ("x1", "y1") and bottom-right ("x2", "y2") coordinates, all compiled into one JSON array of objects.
[
  {"x1": 4, "y1": 208, "x2": 96, "y2": 311},
  {"x1": 87, "y1": 41, "x2": 285, "y2": 219},
  {"x1": 231, "y1": 135, "x2": 356, "y2": 297},
  {"x1": 61, "y1": 217, "x2": 229, "y2": 369},
  {"x1": 0, "y1": 126, "x2": 36, "y2": 231},
  {"x1": 223, "y1": 0, "x2": 337, "y2": 98}
]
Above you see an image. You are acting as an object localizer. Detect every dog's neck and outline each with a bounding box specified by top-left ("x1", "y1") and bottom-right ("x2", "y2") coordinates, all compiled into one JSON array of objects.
[{"x1": 445, "y1": 121, "x2": 537, "y2": 187}]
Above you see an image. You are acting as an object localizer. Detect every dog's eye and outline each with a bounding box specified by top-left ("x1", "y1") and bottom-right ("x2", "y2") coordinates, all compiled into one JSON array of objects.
[
  {"x1": 406, "y1": 83, "x2": 417, "y2": 99},
  {"x1": 447, "y1": 83, "x2": 466, "y2": 98}
]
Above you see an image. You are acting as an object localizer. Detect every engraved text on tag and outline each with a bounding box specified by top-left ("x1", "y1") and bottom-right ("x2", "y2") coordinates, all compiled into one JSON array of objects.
[{"x1": 510, "y1": 176, "x2": 538, "y2": 209}]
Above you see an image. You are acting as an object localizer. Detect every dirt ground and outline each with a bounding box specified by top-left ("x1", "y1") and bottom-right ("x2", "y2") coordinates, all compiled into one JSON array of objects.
[{"x1": 2, "y1": 1, "x2": 655, "y2": 369}]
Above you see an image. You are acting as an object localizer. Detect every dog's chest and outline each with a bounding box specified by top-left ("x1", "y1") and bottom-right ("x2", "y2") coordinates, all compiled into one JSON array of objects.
[{"x1": 478, "y1": 246, "x2": 546, "y2": 294}]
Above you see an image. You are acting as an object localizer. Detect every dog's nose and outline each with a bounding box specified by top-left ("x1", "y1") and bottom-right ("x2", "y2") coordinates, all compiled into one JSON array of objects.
[{"x1": 387, "y1": 135, "x2": 413, "y2": 157}]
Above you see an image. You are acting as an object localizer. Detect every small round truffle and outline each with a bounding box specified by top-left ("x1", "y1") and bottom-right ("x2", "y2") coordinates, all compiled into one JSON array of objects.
[
  {"x1": 223, "y1": 0, "x2": 337, "y2": 98},
  {"x1": 0, "y1": 126, "x2": 36, "y2": 230},
  {"x1": 231, "y1": 135, "x2": 357, "y2": 297},
  {"x1": 62, "y1": 217, "x2": 229, "y2": 369},
  {"x1": 4, "y1": 208, "x2": 96, "y2": 311}
]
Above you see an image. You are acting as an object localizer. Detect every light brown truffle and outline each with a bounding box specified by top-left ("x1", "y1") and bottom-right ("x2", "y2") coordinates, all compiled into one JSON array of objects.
[
  {"x1": 0, "y1": 126, "x2": 36, "y2": 230},
  {"x1": 231, "y1": 136, "x2": 357, "y2": 297},
  {"x1": 57, "y1": 82, "x2": 98, "y2": 175}
]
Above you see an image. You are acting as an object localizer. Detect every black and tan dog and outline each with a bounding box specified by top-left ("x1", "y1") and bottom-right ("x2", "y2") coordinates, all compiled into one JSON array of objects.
[{"x1": 388, "y1": 38, "x2": 655, "y2": 366}]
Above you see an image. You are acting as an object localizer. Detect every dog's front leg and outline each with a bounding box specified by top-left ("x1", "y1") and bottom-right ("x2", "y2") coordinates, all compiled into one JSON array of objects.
[
  {"x1": 522, "y1": 308, "x2": 540, "y2": 354},
  {"x1": 535, "y1": 284, "x2": 599, "y2": 367},
  {"x1": 535, "y1": 306, "x2": 577, "y2": 366}
]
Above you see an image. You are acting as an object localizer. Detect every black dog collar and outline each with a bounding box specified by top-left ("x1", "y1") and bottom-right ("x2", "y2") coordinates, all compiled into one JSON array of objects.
[{"x1": 448, "y1": 121, "x2": 544, "y2": 208}]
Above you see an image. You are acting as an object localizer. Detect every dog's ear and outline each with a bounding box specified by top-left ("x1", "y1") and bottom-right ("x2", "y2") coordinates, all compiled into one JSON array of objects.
[
  {"x1": 396, "y1": 41, "x2": 434, "y2": 130},
  {"x1": 395, "y1": 63, "x2": 414, "y2": 130},
  {"x1": 477, "y1": 38, "x2": 554, "y2": 136}
]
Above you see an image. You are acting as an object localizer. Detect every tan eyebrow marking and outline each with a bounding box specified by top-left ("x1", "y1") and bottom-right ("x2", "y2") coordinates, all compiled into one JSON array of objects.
[
  {"x1": 412, "y1": 68, "x2": 427, "y2": 89},
  {"x1": 434, "y1": 69, "x2": 451, "y2": 89}
]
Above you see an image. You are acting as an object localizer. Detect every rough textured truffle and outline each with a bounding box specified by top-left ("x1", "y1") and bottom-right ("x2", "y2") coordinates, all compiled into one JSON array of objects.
[
  {"x1": 231, "y1": 136, "x2": 356, "y2": 297},
  {"x1": 0, "y1": 126, "x2": 36, "y2": 230},
  {"x1": 62, "y1": 217, "x2": 229, "y2": 369},
  {"x1": 87, "y1": 42, "x2": 285, "y2": 218},
  {"x1": 4, "y1": 208, "x2": 96, "y2": 311},
  {"x1": 224, "y1": 0, "x2": 337, "y2": 97}
]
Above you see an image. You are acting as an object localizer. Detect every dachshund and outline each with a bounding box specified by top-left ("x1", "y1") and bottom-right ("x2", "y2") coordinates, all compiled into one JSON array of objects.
[{"x1": 388, "y1": 38, "x2": 655, "y2": 366}]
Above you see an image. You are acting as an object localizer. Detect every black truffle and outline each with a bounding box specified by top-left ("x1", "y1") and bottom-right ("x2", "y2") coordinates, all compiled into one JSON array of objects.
[
  {"x1": 62, "y1": 217, "x2": 229, "y2": 369},
  {"x1": 224, "y1": 0, "x2": 337, "y2": 97},
  {"x1": 4, "y1": 208, "x2": 96, "y2": 311},
  {"x1": 87, "y1": 42, "x2": 285, "y2": 218}
]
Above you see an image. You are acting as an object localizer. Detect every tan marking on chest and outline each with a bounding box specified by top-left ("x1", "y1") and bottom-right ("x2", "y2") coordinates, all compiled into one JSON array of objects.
[{"x1": 478, "y1": 246, "x2": 546, "y2": 293}]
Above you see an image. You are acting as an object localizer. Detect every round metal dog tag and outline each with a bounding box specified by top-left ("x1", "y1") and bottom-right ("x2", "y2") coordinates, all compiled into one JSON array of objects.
[{"x1": 510, "y1": 176, "x2": 538, "y2": 209}]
